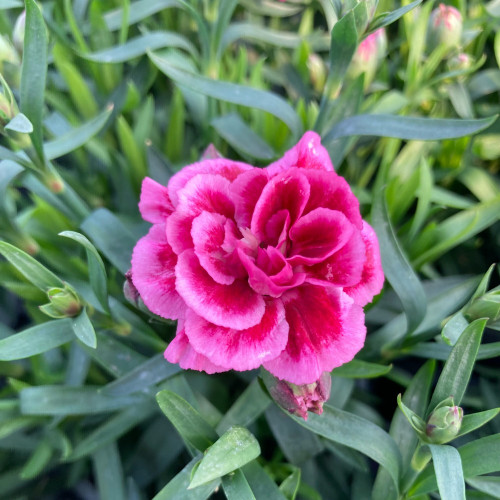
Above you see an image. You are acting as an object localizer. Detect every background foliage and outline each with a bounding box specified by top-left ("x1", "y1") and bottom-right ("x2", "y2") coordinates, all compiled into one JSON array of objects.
[{"x1": 0, "y1": 0, "x2": 500, "y2": 498}]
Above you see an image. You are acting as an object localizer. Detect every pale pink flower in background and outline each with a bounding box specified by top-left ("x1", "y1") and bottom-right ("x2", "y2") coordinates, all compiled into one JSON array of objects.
[
  {"x1": 427, "y1": 3, "x2": 462, "y2": 52},
  {"x1": 130, "y1": 132, "x2": 384, "y2": 385}
]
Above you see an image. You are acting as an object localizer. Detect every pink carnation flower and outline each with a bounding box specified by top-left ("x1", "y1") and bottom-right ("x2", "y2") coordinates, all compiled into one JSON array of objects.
[{"x1": 130, "y1": 132, "x2": 384, "y2": 385}]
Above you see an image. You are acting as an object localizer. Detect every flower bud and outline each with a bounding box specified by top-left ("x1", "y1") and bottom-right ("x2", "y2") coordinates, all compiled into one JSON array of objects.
[
  {"x1": 123, "y1": 270, "x2": 140, "y2": 306},
  {"x1": 13, "y1": 10, "x2": 26, "y2": 54},
  {"x1": 464, "y1": 290, "x2": 500, "y2": 325},
  {"x1": 425, "y1": 397, "x2": 463, "y2": 444},
  {"x1": 447, "y1": 53, "x2": 472, "y2": 72},
  {"x1": 427, "y1": 4, "x2": 462, "y2": 53},
  {"x1": 263, "y1": 370, "x2": 331, "y2": 420},
  {"x1": 39, "y1": 284, "x2": 82, "y2": 319},
  {"x1": 200, "y1": 143, "x2": 223, "y2": 160},
  {"x1": 307, "y1": 54, "x2": 326, "y2": 93},
  {"x1": 348, "y1": 29, "x2": 387, "y2": 87}
]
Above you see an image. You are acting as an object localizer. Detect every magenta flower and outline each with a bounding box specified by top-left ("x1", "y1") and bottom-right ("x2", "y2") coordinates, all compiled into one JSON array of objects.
[{"x1": 130, "y1": 132, "x2": 384, "y2": 385}]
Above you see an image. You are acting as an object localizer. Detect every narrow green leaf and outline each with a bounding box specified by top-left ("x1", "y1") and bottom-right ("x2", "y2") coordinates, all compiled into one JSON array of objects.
[
  {"x1": 242, "y1": 461, "x2": 288, "y2": 500},
  {"x1": 222, "y1": 469, "x2": 256, "y2": 500},
  {"x1": 369, "y1": 0, "x2": 423, "y2": 31},
  {"x1": 189, "y1": 427, "x2": 260, "y2": 489},
  {"x1": 20, "y1": 0, "x2": 48, "y2": 161},
  {"x1": 149, "y1": 52, "x2": 302, "y2": 138},
  {"x1": 104, "y1": 0, "x2": 182, "y2": 31},
  {"x1": 372, "y1": 186, "x2": 427, "y2": 333},
  {"x1": 20, "y1": 386, "x2": 146, "y2": 415},
  {"x1": 324, "y1": 114, "x2": 497, "y2": 143},
  {"x1": 332, "y1": 359, "x2": 392, "y2": 378},
  {"x1": 80, "y1": 208, "x2": 136, "y2": 275},
  {"x1": 467, "y1": 476, "x2": 500, "y2": 498},
  {"x1": 0, "y1": 241, "x2": 63, "y2": 291},
  {"x1": 44, "y1": 106, "x2": 113, "y2": 160},
  {"x1": 156, "y1": 390, "x2": 218, "y2": 451},
  {"x1": 92, "y1": 442, "x2": 127, "y2": 500},
  {"x1": 0, "y1": 319, "x2": 73, "y2": 361},
  {"x1": 291, "y1": 405, "x2": 402, "y2": 492},
  {"x1": 19, "y1": 439, "x2": 52, "y2": 480},
  {"x1": 60, "y1": 231, "x2": 109, "y2": 312},
  {"x1": 153, "y1": 456, "x2": 219, "y2": 500},
  {"x1": 82, "y1": 32, "x2": 196, "y2": 62},
  {"x1": 456, "y1": 409, "x2": 500, "y2": 438},
  {"x1": 103, "y1": 354, "x2": 181, "y2": 396},
  {"x1": 71, "y1": 309, "x2": 97, "y2": 348},
  {"x1": 429, "y1": 318, "x2": 487, "y2": 411},
  {"x1": 211, "y1": 114, "x2": 275, "y2": 161},
  {"x1": 5, "y1": 113, "x2": 33, "y2": 134},
  {"x1": 279, "y1": 468, "x2": 301, "y2": 500},
  {"x1": 70, "y1": 403, "x2": 156, "y2": 460},
  {"x1": 0, "y1": 160, "x2": 25, "y2": 208},
  {"x1": 429, "y1": 445, "x2": 466, "y2": 500}
]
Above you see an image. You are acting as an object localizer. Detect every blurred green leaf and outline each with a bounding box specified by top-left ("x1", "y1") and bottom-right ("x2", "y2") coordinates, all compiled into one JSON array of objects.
[
  {"x1": 20, "y1": 438, "x2": 52, "y2": 480},
  {"x1": 212, "y1": 113, "x2": 275, "y2": 161},
  {"x1": 92, "y1": 442, "x2": 127, "y2": 500},
  {"x1": 467, "y1": 476, "x2": 500, "y2": 498},
  {"x1": 369, "y1": 0, "x2": 422, "y2": 32},
  {"x1": 149, "y1": 52, "x2": 302, "y2": 138},
  {"x1": 324, "y1": 115, "x2": 497, "y2": 143},
  {"x1": 82, "y1": 31, "x2": 196, "y2": 62},
  {"x1": 332, "y1": 359, "x2": 392, "y2": 378},
  {"x1": 80, "y1": 208, "x2": 136, "y2": 275},
  {"x1": 5, "y1": 114, "x2": 33, "y2": 134},
  {"x1": 456, "y1": 409, "x2": 500, "y2": 438},
  {"x1": 189, "y1": 426, "x2": 260, "y2": 488},
  {"x1": 0, "y1": 319, "x2": 73, "y2": 361},
  {"x1": 44, "y1": 106, "x2": 113, "y2": 160},
  {"x1": 20, "y1": 386, "x2": 147, "y2": 415},
  {"x1": 372, "y1": 186, "x2": 427, "y2": 333},
  {"x1": 20, "y1": 0, "x2": 48, "y2": 162}
]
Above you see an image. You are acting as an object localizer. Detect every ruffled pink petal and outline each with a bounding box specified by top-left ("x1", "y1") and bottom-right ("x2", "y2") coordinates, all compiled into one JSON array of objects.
[
  {"x1": 175, "y1": 250, "x2": 266, "y2": 329},
  {"x1": 238, "y1": 247, "x2": 306, "y2": 298},
  {"x1": 131, "y1": 224, "x2": 185, "y2": 320},
  {"x1": 166, "y1": 174, "x2": 235, "y2": 255},
  {"x1": 251, "y1": 168, "x2": 310, "y2": 242},
  {"x1": 231, "y1": 169, "x2": 269, "y2": 229},
  {"x1": 168, "y1": 159, "x2": 253, "y2": 206},
  {"x1": 345, "y1": 222, "x2": 384, "y2": 306},
  {"x1": 288, "y1": 208, "x2": 353, "y2": 265},
  {"x1": 264, "y1": 285, "x2": 366, "y2": 385},
  {"x1": 303, "y1": 170, "x2": 363, "y2": 230},
  {"x1": 164, "y1": 319, "x2": 226, "y2": 375},
  {"x1": 139, "y1": 177, "x2": 174, "y2": 224},
  {"x1": 265, "y1": 209, "x2": 291, "y2": 251},
  {"x1": 305, "y1": 227, "x2": 366, "y2": 288},
  {"x1": 184, "y1": 299, "x2": 289, "y2": 371},
  {"x1": 192, "y1": 211, "x2": 243, "y2": 285},
  {"x1": 267, "y1": 131, "x2": 334, "y2": 175}
]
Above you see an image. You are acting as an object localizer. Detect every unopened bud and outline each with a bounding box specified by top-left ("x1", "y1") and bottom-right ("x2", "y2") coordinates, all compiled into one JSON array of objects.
[
  {"x1": 263, "y1": 370, "x2": 331, "y2": 420},
  {"x1": 465, "y1": 290, "x2": 500, "y2": 324},
  {"x1": 0, "y1": 35, "x2": 19, "y2": 70},
  {"x1": 200, "y1": 143, "x2": 223, "y2": 160},
  {"x1": 447, "y1": 53, "x2": 472, "y2": 72},
  {"x1": 425, "y1": 397, "x2": 463, "y2": 444},
  {"x1": 124, "y1": 270, "x2": 140, "y2": 306},
  {"x1": 348, "y1": 29, "x2": 387, "y2": 87},
  {"x1": 427, "y1": 4, "x2": 462, "y2": 53},
  {"x1": 307, "y1": 54, "x2": 326, "y2": 93},
  {"x1": 40, "y1": 284, "x2": 82, "y2": 319},
  {"x1": 13, "y1": 10, "x2": 26, "y2": 54}
]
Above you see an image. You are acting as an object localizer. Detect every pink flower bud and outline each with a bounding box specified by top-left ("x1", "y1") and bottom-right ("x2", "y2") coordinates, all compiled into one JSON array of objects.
[
  {"x1": 425, "y1": 398, "x2": 463, "y2": 444},
  {"x1": 264, "y1": 371, "x2": 332, "y2": 420},
  {"x1": 348, "y1": 29, "x2": 387, "y2": 86},
  {"x1": 427, "y1": 4, "x2": 462, "y2": 52}
]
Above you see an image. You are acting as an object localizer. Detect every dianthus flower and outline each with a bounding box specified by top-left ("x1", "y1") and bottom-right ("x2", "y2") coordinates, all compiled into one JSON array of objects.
[{"x1": 130, "y1": 132, "x2": 383, "y2": 385}]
